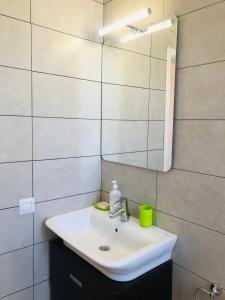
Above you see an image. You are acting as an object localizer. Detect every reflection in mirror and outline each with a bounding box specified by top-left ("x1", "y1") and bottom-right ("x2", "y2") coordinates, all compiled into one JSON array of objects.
[{"x1": 101, "y1": 11, "x2": 177, "y2": 172}]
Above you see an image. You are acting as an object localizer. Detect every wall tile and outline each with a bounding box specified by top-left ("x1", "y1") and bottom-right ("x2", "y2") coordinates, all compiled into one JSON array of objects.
[
  {"x1": 177, "y1": 2, "x2": 225, "y2": 68},
  {"x1": 33, "y1": 73, "x2": 101, "y2": 119},
  {"x1": 164, "y1": 0, "x2": 223, "y2": 17},
  {"x1": 33, "y1": 118, "x2": 100, "y2": 160},
  {"x1": 2, "y1": 287, "x2": 33, "y2": 300},
  {"x1": 150, "y1": 57, "x2": 166, "y2": 90},
  {"x1": 105, "y1": 34, "x2": 151, "y2": 56},
  {"x1": 172, "y1": 264, "x2": 225, "y2": 300},
  {"x1": 0, "y1": 207, "x2": 33, "y2": 254},
  {"x1": 151, "y1": 29, "x2": 177, "y2": 60},
  {"x1": 0, "y1": 162, "x2": 32, "y2": 209},
  {"x1": 148, "y1": 150, "x2": 164, "y2": 171},
  {"x1": 34, "y1": 281, "x2": 50, "y2": 300},
  {"x1": 0, "y1": 0, "x2": 30, "y2": 21},
  {"x1": 175, "y1": 62, "x2": 225, "y2": 119},
  {"x1": 34, "y1": 242, "x2": 49, "y2": 284},
  {"x1": 102, "y1": 160, "x2": 156, "y2": 205},
  {"x1": 102, "y1": 120, "x2": 148, "y2": 154},
  {"x1": 32, "y1": 25, "x2": 101, "y2": 81},
  {"x1": 102, "y1": 84, "x2": 149, "y2": 120},
  {"x1": 0, "y1": 67, "x2": 31, "y2": 116},
  {"x1": 174, "y1": 120, "x2": 225, "y2": 177},
  {"x1": 149, "y1": 90, "x2": 165, "y2": 120},
  {"x1": 33, "y1": 157, "x2": 101, "y2": 202},
  {"x1": 34, "y1": 191, "x2": 100, "y2": 243},
  {"x1": 103, "y1": 45, "x2": 150, "y2": 88},
  {"x1": 32, "y1": 0, "x2": 103, "y2": 43},
  {"x1": 157, "y1": 169, "x2": 225, "y2": 234},
  {"x1": 156, "y1": 212, "x2": 225, "y2": 289},
  {"x1": 0, "y1": 16, "x2": 31, "y2": 69},
  {"x1": 103, "y1": 152, "x2": 147, "y2": 169},
  {"x1": 0, "y1": 116, "x2": 32, "y2": 163},
  {"x1": 0, "y1": 247, "x2": 33, "y2": 298},
  {"x1": 148, "y1": 121, "x2": 164, "y2": 150}
]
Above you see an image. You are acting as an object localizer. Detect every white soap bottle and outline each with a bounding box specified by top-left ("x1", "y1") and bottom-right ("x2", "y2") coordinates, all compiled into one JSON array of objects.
[{"x1": 109, "y1": 180, "x2": 121, "y2": 212}]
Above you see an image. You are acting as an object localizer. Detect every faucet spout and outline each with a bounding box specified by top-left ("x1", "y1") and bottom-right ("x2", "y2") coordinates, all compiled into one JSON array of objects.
[{"x1": 109, "y1": 198, "x2": 130, "y2": 222}]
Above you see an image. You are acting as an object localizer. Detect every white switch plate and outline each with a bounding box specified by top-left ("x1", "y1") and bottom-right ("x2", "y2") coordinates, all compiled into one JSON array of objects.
[{"x1": 19, "y1": 197, "x2": 35, "y2": 215}]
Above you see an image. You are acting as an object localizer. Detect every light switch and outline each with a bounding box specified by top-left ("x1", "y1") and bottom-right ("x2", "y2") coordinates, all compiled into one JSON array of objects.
[{"x1": 19, "y1": 197, "x2": 35, "y2": 215}]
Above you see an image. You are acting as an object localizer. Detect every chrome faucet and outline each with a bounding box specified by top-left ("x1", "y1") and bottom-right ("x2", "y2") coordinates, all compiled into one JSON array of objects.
[{"x1": 109, "y1": 197, "x2": 130, "y2": 222}]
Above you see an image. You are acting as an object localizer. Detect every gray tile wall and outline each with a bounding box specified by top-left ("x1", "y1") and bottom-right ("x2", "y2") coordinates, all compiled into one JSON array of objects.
[
  {"x1": 0, "y1": 0, "x2": 102, "y2": 299},
  {"x1": 102, "y1": 0, "x2": 225, "y2": 299}
]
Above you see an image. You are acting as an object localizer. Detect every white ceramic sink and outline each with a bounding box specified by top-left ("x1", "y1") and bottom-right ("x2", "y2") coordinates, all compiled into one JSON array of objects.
[{"x1": 46, "y1": 206, "x2": 177, "y2": 282}]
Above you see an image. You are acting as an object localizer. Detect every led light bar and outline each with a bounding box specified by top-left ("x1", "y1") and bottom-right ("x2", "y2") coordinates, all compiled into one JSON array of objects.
[
  {"x1": 98, "y1": 8, "x2": 151, "y2": 36},
  {"x1": 121, "y1": 18, "x2": 173, "y2": 43}
]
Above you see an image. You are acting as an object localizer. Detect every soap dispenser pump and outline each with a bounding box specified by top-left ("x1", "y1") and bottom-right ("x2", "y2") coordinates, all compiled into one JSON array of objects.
[{"x1": 109, "y1": 180, "x2": 121, "y2": 213}]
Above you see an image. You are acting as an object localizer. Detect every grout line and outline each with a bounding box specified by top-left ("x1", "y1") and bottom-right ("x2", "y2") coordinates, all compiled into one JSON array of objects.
[
  {"x1": 0, "y1": 190, "x2": 101, "y2": 211},
  {"x1": 92, "y1": 0, "x2": 103, "y2": 4},
  {"x1": 0, "y1": 115, "x2": 100, "y2": 120},
  {"x1": 0, "y1": 12, "x2": 102, "y2": 45},
  {"x1": 34, "y1": 189, "x2": 101, "y2": 205},
  {"x1": 0, "y1": 245, "x2": 33, "y2": 257},
  {"x1": 177, "y1": 0, "x2": 225, "y2": 18},
  {"x1": 33, "y1": 154, "x2": 101, "y2": 162},
  {"x1": 0, "y1": 62, "x2": 163, "y2": 91},
  {"x1": 147, "y1": 33, "x2": 153, "y2": 168},
  {"x1": 177, "y1": 59, "x2": 225, "y2": 70},
  {"x1": 103, "y1": 119, "x2": 149, "y2": 122},
  {"x1": 33, "y1": 279, "x2": 50, "y2": 289},
  {"x1": 0, "y1": 64, "x2": 31, "y2": 72},
  {"x1": 155, "y1": 171, "x2": 158, "y2": 224},
  {"x1": 32, "y1": 23, "x2": 102, "y2": 45},
  {"x1": 31, "y1": 21, "x2": 35, "y2": 299},
  {"x1": 32, "y1": 70, "x2": 102, "y2": 83},
  {"x1": 0, "y1": 286, "x2": 34, "y2": 300},
  {"x1": 102, "y1": 119, "x2": 164, "y2": 121},
  {"x1": 33, "y1": 116, "x2": 101, "y2": 120},
  {"x1": 173, "y1": 263, "x2": 225, "y2": 291},
  {"x1": 0, "y1": 279, "x2": 51, "y2": 300},
  {"x1": 172, "y1": 167, "x2": 225, "y2": 179},
  {"x1": 103, "y1": 43, "x2": 167, "y2": 60},
  {"x1": 0, "y1": 13, "x2": 29, "y2": 24},
  {"x1": 156, "y1": 209, "x2": 225, "y2": 237},
  {"x1": 0, "y1": 155, "x2": 101, "y2": 166},
  {"x1": 100, "y1": 32, "x2": 104, "y2": 191},
  {"x1": 103, "y1": 0, "x2": 113, "y2": 5},
  {"x1": 175, "y1": 118, "x2": 225, "y2": 121},
  {"x1": 102, "y1": 81, "x2": 165, "y2": 91},
  {"x1": 103, "y1": 149, "x2": 163, "y2": 156}
]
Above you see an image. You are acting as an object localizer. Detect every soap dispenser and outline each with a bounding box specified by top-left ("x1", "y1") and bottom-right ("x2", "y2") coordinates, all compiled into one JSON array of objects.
[{"x1": 109, "y1": 180, "x2": 121, "y2": 213}]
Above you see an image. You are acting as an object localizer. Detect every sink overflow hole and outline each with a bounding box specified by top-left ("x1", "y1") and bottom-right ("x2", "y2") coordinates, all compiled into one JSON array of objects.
[{"x1": 99, "y1": 245, "x2": 110, "y2": 252}]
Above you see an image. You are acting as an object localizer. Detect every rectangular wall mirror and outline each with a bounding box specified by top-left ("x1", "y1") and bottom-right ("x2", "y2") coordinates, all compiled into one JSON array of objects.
[{"x1": 101, "y1": 12, "x2": 178, "y2": 172}]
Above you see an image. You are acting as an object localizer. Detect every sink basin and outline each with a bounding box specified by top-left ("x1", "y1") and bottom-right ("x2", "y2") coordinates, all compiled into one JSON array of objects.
[{"x1": 46, "y1": 206, "x2": 177, "y2": 282}]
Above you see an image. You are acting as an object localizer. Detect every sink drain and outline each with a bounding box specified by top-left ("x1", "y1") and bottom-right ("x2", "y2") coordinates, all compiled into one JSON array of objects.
[{"x1": 99, "y1": 245, "x2": 110, "y2": 251}]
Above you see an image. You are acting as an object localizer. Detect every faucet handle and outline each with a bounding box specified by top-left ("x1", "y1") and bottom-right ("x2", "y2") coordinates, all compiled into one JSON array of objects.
[{"x1": 113, "y1": 199, "x2": 122, "y2": 208}]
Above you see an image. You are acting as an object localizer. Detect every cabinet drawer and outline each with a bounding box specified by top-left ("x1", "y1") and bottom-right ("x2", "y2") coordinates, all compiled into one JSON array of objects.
[{"x1": 51, "y1": 242, "x2": 116, "y2": 300}]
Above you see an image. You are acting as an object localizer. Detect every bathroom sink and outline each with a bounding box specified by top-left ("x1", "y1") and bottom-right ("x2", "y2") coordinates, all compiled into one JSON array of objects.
[{"x1": 46, "y1": 206, "x2": 177, "y2": 282}]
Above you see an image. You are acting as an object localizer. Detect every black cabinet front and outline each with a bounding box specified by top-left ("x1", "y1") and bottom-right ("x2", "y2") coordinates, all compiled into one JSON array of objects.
[{"x1": 50, "y1": 239, "x2": 172, "y2": 300}]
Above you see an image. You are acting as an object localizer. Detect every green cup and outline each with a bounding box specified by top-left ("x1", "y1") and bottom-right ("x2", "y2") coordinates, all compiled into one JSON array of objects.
[{"x1": 139, "y1": 204, "x2": 153, "y2": 228}]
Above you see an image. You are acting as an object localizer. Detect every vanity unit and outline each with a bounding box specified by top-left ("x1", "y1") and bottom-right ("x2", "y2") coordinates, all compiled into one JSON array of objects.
[
  {"x1": 46, "y1": 206, "x2": 177, "y2": 300},
  {"x1": 51, "y1": 239, "x2": 172, "y2": 300}
]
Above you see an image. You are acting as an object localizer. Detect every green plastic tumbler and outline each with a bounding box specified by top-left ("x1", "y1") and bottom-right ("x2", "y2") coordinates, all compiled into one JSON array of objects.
[{"x1": 139, "y1": 204, "x2": 153, "y2": 228}]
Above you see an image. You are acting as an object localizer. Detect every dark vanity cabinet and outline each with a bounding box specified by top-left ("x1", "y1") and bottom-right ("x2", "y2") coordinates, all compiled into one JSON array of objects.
[{"x1": 50, "y1": 239, "x2": 172, "y2": 300}]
